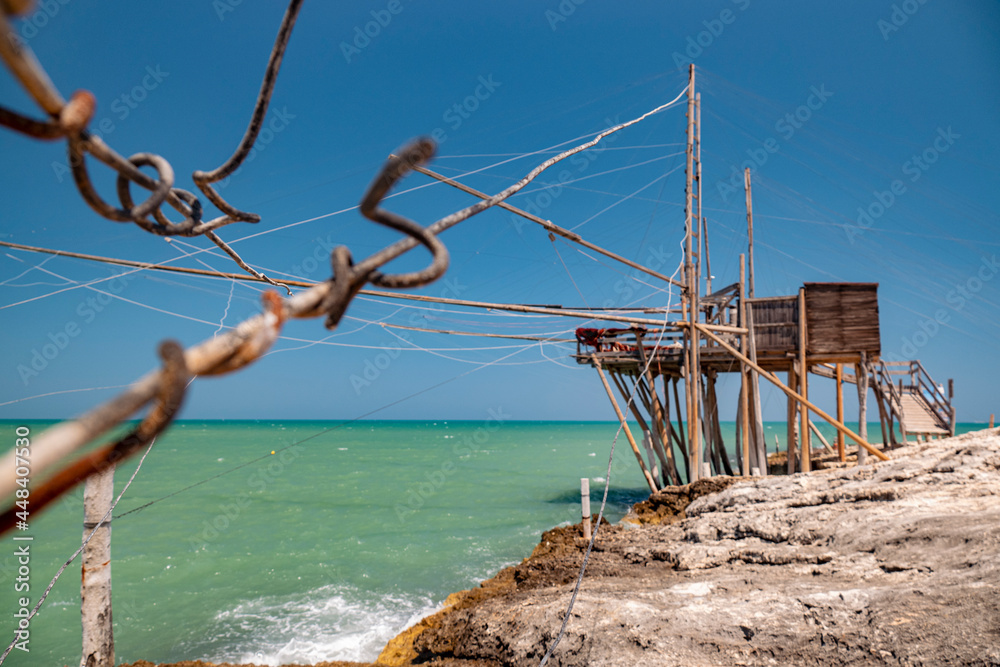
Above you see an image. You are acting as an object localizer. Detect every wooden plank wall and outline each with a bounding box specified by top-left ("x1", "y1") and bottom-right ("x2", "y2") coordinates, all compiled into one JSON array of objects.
[
  {"x1": 804, "y1": 283, "x2": 880, "y2": 356},
  {"x1": 749, "y1": 296, "x2": 797, "y2": 352}
]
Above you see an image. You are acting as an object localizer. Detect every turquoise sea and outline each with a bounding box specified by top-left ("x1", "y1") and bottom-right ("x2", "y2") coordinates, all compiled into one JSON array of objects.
[{"x1": 0, "y1": 419, "x2": 987, "y2": 666}]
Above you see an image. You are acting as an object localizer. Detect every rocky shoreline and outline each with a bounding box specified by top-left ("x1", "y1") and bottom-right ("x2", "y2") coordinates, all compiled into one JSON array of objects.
[{"x1": 126, "y1": 428, "x2": 1000, "y2": 667}]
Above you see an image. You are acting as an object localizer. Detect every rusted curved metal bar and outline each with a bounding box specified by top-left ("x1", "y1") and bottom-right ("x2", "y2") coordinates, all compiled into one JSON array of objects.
[
  {"x1": 191, "y1": 0, "x2": 305, "y2": 223},
  {"x1": 68, "y1": 137, "x2": 175, "y2": 223},
  {"x1": 0, "y1": 2, "x2": 302, "y2": 288},
  {"x1": 0, "y1": 104, "x2": 63, "y2": 139},
  {"x1": 360, "y1": 138, "x2": 450, "y2": 290},
  {"x1": 0, "y1": 340, "x2": 190, "y2": 535}
]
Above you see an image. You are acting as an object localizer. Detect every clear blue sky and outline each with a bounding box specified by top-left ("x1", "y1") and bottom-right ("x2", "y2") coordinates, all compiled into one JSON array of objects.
[{"x1": 2, "y1": 1, "x2": 998, "y2": 423}]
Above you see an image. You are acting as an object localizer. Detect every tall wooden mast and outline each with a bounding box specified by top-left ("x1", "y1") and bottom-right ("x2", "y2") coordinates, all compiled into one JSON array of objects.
[{"x1": 683, "y1": 64, "x2": 701, "y2": 480}]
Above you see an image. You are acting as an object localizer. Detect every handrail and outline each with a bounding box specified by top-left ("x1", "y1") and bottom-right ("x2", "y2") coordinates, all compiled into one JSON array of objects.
[{"x1": 910, "y1": 360, "x2": 952, "y2": 427}]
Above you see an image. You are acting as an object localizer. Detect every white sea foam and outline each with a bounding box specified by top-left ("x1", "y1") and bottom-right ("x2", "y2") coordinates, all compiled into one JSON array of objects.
[{"x1": 196, "y1": 584, "x2": 439, "y2": 664}]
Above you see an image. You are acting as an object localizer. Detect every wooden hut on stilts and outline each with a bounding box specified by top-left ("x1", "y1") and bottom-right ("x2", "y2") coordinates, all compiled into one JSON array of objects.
[{"x1": 574, "y1": 65, "x2": 956, "y2": 490}]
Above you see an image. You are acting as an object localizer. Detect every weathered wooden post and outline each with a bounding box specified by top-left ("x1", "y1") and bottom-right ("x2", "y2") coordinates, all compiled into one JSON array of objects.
[
  {"x1": 798, "y1": 287, "x2": 811, "y2": 472},
  {"x1": 81, "y1": 466, "x2": 114, "y2": 667},
  {"x1": 580, "y1": 478, "x2": 592, "y2": 541},
  {"x1": 739, "y1": 255, "x2": 751, "y2": 477},
  {"x1": 856, "y1": 352, "x2": 869, "y2": 465},
  {"x1": 949, "y1": 379, "x2": 956, "y2": 436},
  {"x1": 836, "y1": 363, "x2": 846, "y2": 461},
  {"x1": 787, "y1": 367, "x2": 798, "y2": 474}
]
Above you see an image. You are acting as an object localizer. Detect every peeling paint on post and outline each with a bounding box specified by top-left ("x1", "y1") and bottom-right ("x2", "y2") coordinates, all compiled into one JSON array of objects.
[{"x1": 81, "y1": 466, "x2": 114, "y2": 667}]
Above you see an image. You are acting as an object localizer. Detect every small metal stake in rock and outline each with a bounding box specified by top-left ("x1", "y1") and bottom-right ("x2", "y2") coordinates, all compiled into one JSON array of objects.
[{"x1": 581, "y1": 478, "x2": 592, "y2": 541}]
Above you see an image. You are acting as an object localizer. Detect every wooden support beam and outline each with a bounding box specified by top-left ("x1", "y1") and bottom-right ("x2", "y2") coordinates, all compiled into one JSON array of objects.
[
  {"x1": 633, "y1": 337, "x2": 680, "y2": 485},
  {"x1": 610, "y1": 370, "x2": 678, "y2": 487},
  {"x1": 873, "y1": 384, "x2": 891, "y2": 454},
  {"x1": 705, "y1": 371, "x2": 733, "y2": 476},
  {"x1": 798, "y1": 288, "x2": 811, "y2": 473},
  {"x1": 745, "y1": 305, "x2": 767, "y2": 473},
  {"x1": 693, "y1": 323, "x2": 889, "y2": 461},
  {"x1": 744, "y1": 167, "x2": 756, "y2": 298},
  {"x1": 81, "y1": 466, "x2": 115, "y2": 667},
  {"x1": 407, "y1": 163, "x2": 684, "y2": 288},
  {"x1": 856, "y1": 353, "x2": 869, "y2": 465},
  {"x1": 739, "y1": 255, "x2": 750, "y2": 476},
  {"x1": 593, "y1": 360, "x2": 659, "y2": 493},
  {"x1": 787, "y1": 366, "x2": 798, "y2": 474},
  {"x1": 807, "y1": 420, "x2": 836, "y2": 455},
  {"x1": 671, "y1": 377, "x2": 690, "y2": 483},
  {"x1": 836, "y1": 363, "x2": 846, "y2": 461}
]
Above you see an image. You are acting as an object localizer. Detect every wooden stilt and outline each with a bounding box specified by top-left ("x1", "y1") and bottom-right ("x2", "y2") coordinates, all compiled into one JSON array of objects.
[
  {"x1": 641, "y1": 430, "x2": 660, "y2": 483},
  {"x1": 798, "y1": 287, "x2": 811, "y2": 473},
  {"x1": 633, "y1": 337, "x2": 680, "y2": 485},
  {"x1": 739, "y1": 255, "x2": 751, "y2": 477},
  {"x1": 807, "y1": 420, "x2": 836, "y2": 455},
  {"x1": 671, "y1": 377, "x2": 690, "y2": 483},
  {"x1": 81, "y1": 466, "x2": 115, "y2": 667},
  {"x1": 874, "y1": 388, "x2": 891, "y2": 452},
  {"x1": 704, "y1": 371, "x2": 732, "y2": 476},
  {"x1": 693, "y1": 323, "x2": 888, "y2": 461},
  {"x1": 787, "y1": 365, "x2": 798, "y2": 474},
  {"x1": 746, "y1": 305, "x2": 766, "y2": 472},
  {"x1": 836, "y1": 363, "x2": 846, "y2": 461},
  {"x1": 611, "y1": 371, "x2": 679, "y2": 486},
  {"x1": 683, "y1": 64, "x2": 701, "y2": 482},
  {"x1": 594, "y1": 360, "x2": 658, "y2": 493},
  {"x1": 856, "y1": 353, "x2": 869, "y2": 465},
  {"x1": 735, "y1": 395, "x2": 745, "y2": 474},
  {"x1": 744, "y1": 168, "x2": 756, "y2": 299},
  {"x1": 660, "y1": 378, "x2": 686, "y2": 484}
]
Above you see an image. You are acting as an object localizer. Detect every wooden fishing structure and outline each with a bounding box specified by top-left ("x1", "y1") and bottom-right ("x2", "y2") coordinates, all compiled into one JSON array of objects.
[{"x1": 570, "y1": 66, "x2": 956, "y2": 491}]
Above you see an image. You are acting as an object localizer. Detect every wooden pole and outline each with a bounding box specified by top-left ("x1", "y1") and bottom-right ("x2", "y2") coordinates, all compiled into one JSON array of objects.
[
  {"x1": 705, "y1": 371, "x2": 732, "y2": 476},
  {"x1": 739, "y1": 255, "x2": 750, "y2": 476},
  {"x1": 807, "y1": 420, "x2": 836, "y2": 455},
  {"x1": 856, "y1": 353, "x2": 869, "y2": 465},
  {"x1": 836, "y1": 363, "x2": 846, "y2": 461},
  {"x1": 693, "y1": 323, "x2": 888, "y2": 461},
  {"x1": 991, "y1": 414, "x2": 995, "y2": 429},
  {"x1": 873, "y1": 384, "x2": 891, "y2": 452},
  {"x1": 703, "y1": 217, "x2": 712, "y2": 297},
  {"x1": 949, "y1": 379, "x2": 956, "y2": 436},
  {"x1": 610, "y1": 372, "x2": 662, "y2": 481},
  {"x1": 696, "y1": 91, "x2": 704, "y2": 300},
  {"x1": 594, "y1": 360, "x2": 659, "y2": 493},
  {"x1": 407, "y1": 163, "x2": 684, "y2": 289},
  {"x1": 81, "y1": 466, "x2": 115, "y2": 667},
  {"x1": 744, "y1": 167, "x2": 756, "y2": 298},
  {"x1": 671, "y1": 377, "x2": 690, "y2": 483},
  {"x1": 580, "y1": 478, "x2": 592, "y2": 541},
  {"x1": 642, "y1": 430, "x2": 661, "y2": 483},
  {"x1": 787, "y1": 366, "x2": 798, "y2": 474},
  {"x1": 798, "y1": 288, "x2": 811, "y2": 473},
  {"x1": 745, "y1": 305, "x2": 766, "y2": 472},
  {"x1": 684, "y1": 64, "x2": 701, "y2": 482},
  {"x1": 633, "y1": 338, "x2": 679, "y2": 485}
]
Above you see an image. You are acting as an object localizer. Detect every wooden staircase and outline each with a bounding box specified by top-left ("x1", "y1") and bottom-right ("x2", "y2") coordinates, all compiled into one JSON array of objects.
[
  {"x1": 872, "y1": 360, "x2": 955, "y2": 443},
  {"x1": 898, "y1": 391, "x2": 950, "y2": 436},
  {"x1": 812, "y1": 359, "x2": 955, "y2": 445}
]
